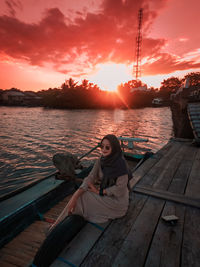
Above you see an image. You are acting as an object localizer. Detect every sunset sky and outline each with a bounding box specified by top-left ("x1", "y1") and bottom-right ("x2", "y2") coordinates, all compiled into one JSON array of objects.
[{"x1": 0, "y1": 0, "x2": 200, "y2": 92}]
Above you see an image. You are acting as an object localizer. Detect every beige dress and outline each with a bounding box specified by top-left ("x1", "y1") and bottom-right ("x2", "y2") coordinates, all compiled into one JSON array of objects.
[{"x1": 73, "y1": 158, "x2": 129, "y2": 223}]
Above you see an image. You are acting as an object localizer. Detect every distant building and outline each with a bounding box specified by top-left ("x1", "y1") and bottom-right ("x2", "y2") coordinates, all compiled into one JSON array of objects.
[
  {"x1": 2, "y1": 90, "x2": 26, "y2": 105},
  {"x1": 1, "y1": 90, "x2": 42, "y2": 106},
  {"x1": 23, "y1": 91, "x2": 42, "y2": 106},
  {"x1": 130, "y1": 85, "x2": 148, "y2": 93}
]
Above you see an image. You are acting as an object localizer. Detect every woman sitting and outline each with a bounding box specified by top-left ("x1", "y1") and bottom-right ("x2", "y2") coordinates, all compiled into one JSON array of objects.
[{"x1": 51, "y1": 134, "x2": 131, "y2": 226}]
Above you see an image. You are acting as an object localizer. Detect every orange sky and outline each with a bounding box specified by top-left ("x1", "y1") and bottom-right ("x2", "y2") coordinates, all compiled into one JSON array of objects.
[{"x1": 0, "y1": 0, "x2": 199, "y2": 91}]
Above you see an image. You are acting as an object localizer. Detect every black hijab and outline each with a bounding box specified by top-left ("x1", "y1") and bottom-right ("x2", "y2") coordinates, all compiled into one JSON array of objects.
[{"x1": 100, "y1": 134, "x2": 131, "y2": 189}]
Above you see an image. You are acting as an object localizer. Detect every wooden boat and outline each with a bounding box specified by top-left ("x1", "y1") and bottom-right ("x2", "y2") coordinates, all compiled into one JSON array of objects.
[{"x1": 0, "y1": 137, "x2": 153, "y2": 266}]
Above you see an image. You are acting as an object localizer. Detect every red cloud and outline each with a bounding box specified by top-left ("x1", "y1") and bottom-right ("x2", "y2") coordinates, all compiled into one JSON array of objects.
[
  {"x1": 143, "y1": 53, "x2": 200, "y2": 75},
  {"x1": 1, "y1": 0, "x2": 198, "y2": 76},
  {"x1": 5, "y1": 0, "x2": 23, "y2": 17}
]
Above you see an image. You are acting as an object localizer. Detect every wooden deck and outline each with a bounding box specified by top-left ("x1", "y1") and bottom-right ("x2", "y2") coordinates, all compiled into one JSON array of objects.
[
  {"x1": 0, "y1": 139, "x2": 200, "y2": 266},
  {"x1": 188, "y1": 102, "x2": 200, "y2": 140}
]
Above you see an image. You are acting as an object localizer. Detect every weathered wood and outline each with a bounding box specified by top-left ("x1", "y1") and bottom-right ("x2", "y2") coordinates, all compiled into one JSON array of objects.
[
  {"x1": 2, "y1": 243, "x2": 35, "y2": 258},
  {"x1": 51, "y1": 221, "x2": 109, "y2": 267},
  {"x1": 0, "y1": 253, "x2": 28, "y2": 266},
  {"x1": 80, "y1": 193, "x2": 148, "y2": 267},
  {"x1": 181, "y1": 207, "x2": 200, "y2": 267},
  {"x1": 0, "y1": 194, "x2": 72, "y2": 267},
  {"x1": 188, "y1": 103, "x2": 200, "y2": 140},
  {"x1": 137, "y1": 141, "x2": 182, "y2": 188},
  {"x1": 4, "y1": 241, "x2": 37, "y2": 257},
  {"x1": 129, "y1": 141, "x2": 174, "y2": 189},
  {"x1": 0, "y1": 177, "x2": 63, "y2": 220},
  {"x1": 0, "y1": 247, "x2": 32, "y2": 262},
  {"x1": 151, "y1": 143, "x2": 188, "y2": 190},
  {"x1": 133, "y1": 186, "x2": 200, "y2": 209},
  {"x1": 168, "y1": 144, "x2": 197, "y2": 194},
  {"x1": 0, "y1": 260, "x2": 17, "y2": 267},
  {"x1": 111, "y1": 197, "x2": 165, "y2": 267},
  {"x1": 143, "y1": 142, "x2": 191, "y2": 267},
  {"x1": 185, "y1": 148, "x2": 200, "y2": 199},
  {"x1": 144, "y1": 202, "x2": 185, "y2": 267}
]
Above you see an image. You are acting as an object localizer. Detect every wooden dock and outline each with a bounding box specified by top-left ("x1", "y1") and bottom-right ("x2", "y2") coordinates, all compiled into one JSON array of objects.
[
  {"x1": 188, "y1": 102, "x2": 200, "y2": 141},
  {"x1": 0, "y1": 138, "x2": 200, "y2": 267}
]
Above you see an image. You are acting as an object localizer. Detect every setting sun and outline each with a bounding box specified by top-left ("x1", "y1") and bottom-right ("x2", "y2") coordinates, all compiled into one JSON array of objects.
[{"x1": 88, "y1": 63, "x2": 132, "y2": 92}]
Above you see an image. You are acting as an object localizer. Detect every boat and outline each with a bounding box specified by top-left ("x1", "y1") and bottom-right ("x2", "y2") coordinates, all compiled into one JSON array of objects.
[
  {"x1": 152, "y1": 98, "x2": 163, "y2": 107},
  {"x1": 0, "y1": 136, "x2": 153, "y2": 266}
]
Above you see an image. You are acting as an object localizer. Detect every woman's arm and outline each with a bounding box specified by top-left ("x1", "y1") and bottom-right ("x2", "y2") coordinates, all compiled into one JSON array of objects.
[
  {"x1": 105, "y1": 174, "x2": 128, "y2": 197},
  {"x1": 79, "y1": 159, "x2": 100, "y2": 191}
]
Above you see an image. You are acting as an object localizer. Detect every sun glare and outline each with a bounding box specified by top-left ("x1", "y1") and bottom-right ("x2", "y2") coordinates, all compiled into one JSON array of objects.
[{"x1": 89, "y1": 63, "x2": 132, "y2": 92}]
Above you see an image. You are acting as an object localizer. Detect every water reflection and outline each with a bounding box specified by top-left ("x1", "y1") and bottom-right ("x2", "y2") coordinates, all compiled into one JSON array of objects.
[{"x1": 0, "y1": 106, "x2": 173, "y2": 196}]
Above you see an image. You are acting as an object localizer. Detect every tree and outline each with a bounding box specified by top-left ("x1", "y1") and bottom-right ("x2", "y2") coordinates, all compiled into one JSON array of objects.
[
  {"x1": 81, "y1": 79, "x2": 89, "y2": 90},
  {"x1": 184, "y1": 72, "x2": 200, "y2": 86},
  {"x1": 160, "y1": 77, "x2": 182, "y2": 99}
]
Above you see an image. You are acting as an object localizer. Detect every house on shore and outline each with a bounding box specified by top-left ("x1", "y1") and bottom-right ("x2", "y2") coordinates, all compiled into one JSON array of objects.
[
  {"x1": 0, "y1": 89, "x2": 42, "y2": 106},
  {"x1": 1, "y1": 90, "x2": 25, "y2": 106}
]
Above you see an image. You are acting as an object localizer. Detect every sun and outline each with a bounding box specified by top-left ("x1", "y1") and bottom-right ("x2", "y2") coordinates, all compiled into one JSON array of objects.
[{"x1": 89, "y1": 63, "x2": 132, "y2": 92}]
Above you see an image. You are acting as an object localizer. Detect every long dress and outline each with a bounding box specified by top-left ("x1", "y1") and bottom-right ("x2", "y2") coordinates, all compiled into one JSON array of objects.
[{"x1": 73, "y1": 158, "x2": 129, "y2": 223}]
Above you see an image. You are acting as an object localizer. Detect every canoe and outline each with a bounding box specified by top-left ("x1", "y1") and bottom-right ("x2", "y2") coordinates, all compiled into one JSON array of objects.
[
  {"x1": 0, "y1": 138, "x2": 153, "y2": 266},
  {"x1": 0, "y1": 154, "x2": 141, "y2": 248}
]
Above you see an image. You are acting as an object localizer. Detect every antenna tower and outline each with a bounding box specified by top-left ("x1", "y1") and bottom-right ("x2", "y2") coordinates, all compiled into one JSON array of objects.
[{"x1": 134, "y1": 8, "x2": 143, "y2": 81}]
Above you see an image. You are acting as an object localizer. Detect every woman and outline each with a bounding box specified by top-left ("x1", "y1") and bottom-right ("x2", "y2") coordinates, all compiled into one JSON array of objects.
[{"x1": 52, "y1": 134, "x2": 131, "y2": 226}]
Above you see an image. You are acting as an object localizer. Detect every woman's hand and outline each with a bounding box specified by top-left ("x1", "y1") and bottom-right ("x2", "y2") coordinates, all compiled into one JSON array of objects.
[
  {"x1": 88, "y1": 182, "x2": 99, "y2": 194},
  {"x1": 66, "y1": 196, "x2": 77, "y2": 215}
]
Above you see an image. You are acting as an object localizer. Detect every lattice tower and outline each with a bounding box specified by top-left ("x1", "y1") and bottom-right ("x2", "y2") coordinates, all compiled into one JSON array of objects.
[{"x1": 134, "y1": 8, "x2": 143, "y2": 81}]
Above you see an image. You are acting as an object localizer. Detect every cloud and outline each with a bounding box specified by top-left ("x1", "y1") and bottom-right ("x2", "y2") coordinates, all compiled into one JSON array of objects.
[
  {"x1": 5, "y1": 0, "x2": 23, "y2": 17},
  {"x1": 143, "y1": 52, "x2": 200, "y2": 75},
  {"x1": 1, "y1": 0, "x2": 198, "y2": 77}
]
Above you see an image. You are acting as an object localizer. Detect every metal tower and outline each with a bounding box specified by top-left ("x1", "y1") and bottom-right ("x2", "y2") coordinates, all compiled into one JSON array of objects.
[{"x1": 134, "y1": 8, "x2": 143, "y2": 80}]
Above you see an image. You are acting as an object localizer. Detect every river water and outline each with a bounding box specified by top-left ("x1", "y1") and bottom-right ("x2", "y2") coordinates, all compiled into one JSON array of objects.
[{"x1": 0, "y1": 106, "x2": 173, "y2": 197}]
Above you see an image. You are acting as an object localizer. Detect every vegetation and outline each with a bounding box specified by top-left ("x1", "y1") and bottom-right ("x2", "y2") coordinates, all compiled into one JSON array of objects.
[{"x1": 1, "y1": 72, "x2": 199, "y2": 109}]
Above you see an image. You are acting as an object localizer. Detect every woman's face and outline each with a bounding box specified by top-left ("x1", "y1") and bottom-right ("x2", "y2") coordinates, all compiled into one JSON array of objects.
[{"x1": 101, "y1": 139, "x2": 112, "y2": 157}]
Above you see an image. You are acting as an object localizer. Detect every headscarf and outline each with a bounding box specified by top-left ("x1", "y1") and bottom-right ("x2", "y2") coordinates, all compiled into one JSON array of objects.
[{"x1": 100, "y1": 134, "x2": 132, "y2": 189}]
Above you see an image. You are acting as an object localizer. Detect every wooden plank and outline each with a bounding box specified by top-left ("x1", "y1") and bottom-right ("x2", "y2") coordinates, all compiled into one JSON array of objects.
[
  {"x1": 129, "y1": 141, "x2": 175, "y2": 189},
  {"x1": 181, "y1": 207, "x2": 200, "y2": 267},
  {"x1": 111, "y1": 197, "x2": 165, "y2": 267},
  {"x1": 0, "y1": 260, "x2": 17, "y2": 267},
  {"x1": 0, "y1": 177, "x2": 63, "y2": 221},
  {"x1": 143, "y1": 142, "x2": 193, "y2": 267},
  {"x1": 185, "y1": 148, "x2": 200, "y2": 199},
  {"x1": 151, "y1": 143, "x2": 190, "y2": 190},
  {"x1": 2, "y1": 243, "x2": 35, "y2": 258},
  {"x1": 0, "y1": 247, "x2": 32, "y2": 262},
  {"x1": 137, "y1": 141, "x2": 183, "y2": 188},
  {"x1": 4, "y1": 241, "x2": 37, "y2": 257},
  {"x1": 133, "y1": 186, "x2": 200, "y2": 209},
  {"x1": 80, "y1": 193, "x2": 148, "y2": 267},
  {"x1": 0, "y1": 253, "x2": 28, "y2": 267},
  {"x1": 51, "y1": 221, "x2": 109, "y2": 267},
  {"x1": 168, "y1": 144, "x2": 198, "y2": 194},
  {"x1": 144, "y1": 202, "x2": 185, "y2": 267}
]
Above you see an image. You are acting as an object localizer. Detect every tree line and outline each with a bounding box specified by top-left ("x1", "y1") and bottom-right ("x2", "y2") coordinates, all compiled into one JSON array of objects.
[{"x1": 1, "y1": 72, "x2": 200, "y2": 109}]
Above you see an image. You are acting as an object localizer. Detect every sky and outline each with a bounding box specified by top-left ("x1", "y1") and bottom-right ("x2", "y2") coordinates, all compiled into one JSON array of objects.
[{"x1": 0, "y1": 0, "x2": 200, "y2": 92}]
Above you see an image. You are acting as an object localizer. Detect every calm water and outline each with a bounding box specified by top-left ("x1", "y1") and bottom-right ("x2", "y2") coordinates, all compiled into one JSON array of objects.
[{"x1": 0, "y1": 106, "x2": 173, "y2": 197}]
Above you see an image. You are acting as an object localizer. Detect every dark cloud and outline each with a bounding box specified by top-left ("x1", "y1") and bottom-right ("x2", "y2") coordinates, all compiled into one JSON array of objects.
[{"x1": 0, "y1": 0, "x2": 199, "y2": 76}]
